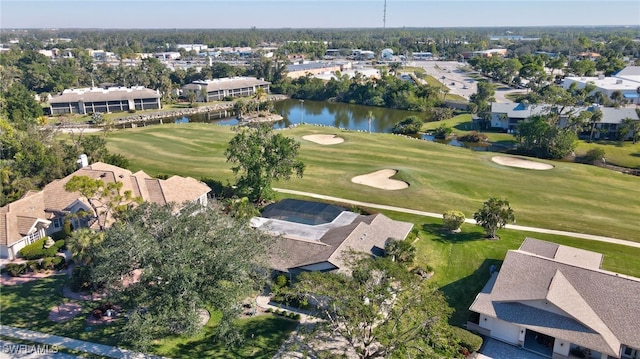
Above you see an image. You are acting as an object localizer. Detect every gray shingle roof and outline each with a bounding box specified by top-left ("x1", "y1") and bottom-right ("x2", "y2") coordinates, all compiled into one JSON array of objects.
[
  {"x1": 470, "y1": 238, "x2": 640, "y2": 357},
  {"x1": 264, "y1": 212, "x2": 413, "y2": 274}
]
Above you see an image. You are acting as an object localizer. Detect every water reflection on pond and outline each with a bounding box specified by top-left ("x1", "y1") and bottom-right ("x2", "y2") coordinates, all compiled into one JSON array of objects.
[{"x1": 162, "y1": 99, "x2": 504, "y2": 151}]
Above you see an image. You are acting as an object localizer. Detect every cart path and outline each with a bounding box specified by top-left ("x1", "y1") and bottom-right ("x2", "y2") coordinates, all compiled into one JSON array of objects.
[{"x1": 273, "y1": 188, "x2": 640, "y2": 249}]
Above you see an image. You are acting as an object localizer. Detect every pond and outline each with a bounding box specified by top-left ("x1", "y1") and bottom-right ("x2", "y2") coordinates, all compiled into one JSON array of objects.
[
  {"x1": 167, "y1": 99, "x2": 420, "y2": 133},
  {"x1": 163, "y1": 99, "x2": 507, "y2": 151}
]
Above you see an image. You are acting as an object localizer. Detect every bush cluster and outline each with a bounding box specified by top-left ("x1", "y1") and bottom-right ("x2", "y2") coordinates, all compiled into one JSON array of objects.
[
  {"x1": 450, "y1": 326, "x2": 483, "y2": 353},
  {"x1": 1, "y1": 256, "x2": 66, "y2": 276},
  {"x1": 459, "y1": 131, "x2": 489, "y2": 143},
  {"x1": 18, "y1": 238, "x2": 65, "y2": 260},
  {"x1": 267, "y1": 308, "x2": 301, "y2": 320}
]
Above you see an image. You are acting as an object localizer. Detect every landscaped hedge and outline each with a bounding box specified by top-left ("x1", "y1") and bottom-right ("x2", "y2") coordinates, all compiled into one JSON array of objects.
[
  {"x1": 451, "y1": 326, "x2": 483, "y2": 353},
  {"x1": 3, "y1": 263, "x2": 27, "y2": 277},
  {"x1": 18, "y1": 238, "x2": 65, "y2": 260}
]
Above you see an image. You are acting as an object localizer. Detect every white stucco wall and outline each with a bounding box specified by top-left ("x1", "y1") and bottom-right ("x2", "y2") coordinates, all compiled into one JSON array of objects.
[{"x1": 554, "y1": 338, "x2": 571, "y2": 357}]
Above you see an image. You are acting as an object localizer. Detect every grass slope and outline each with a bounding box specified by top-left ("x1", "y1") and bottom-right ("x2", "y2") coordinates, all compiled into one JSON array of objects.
[{"x1": 107, "y1": 123, "x2": 640, "y2": 242}]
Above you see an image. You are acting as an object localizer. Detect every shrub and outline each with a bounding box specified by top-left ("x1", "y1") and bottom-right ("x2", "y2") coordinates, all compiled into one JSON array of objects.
[
  {"x1": 288, "y1": 312, "x2": 297, "y2": 319},
  {"x1": 583, "y1": 148, "x2": 605, "y2": 164},
  {"x1": 433, "y1": 124, "x2": 453, "y2": 139},
  {"x1": 52, "y1": 256, "x2": 66, "y2": 270},
  {"x1": 54, "y1": 240, "x2": 66, "y2": 251},
  {"x1": 4, "y1": 263, "x2": 26, "y2": 277},
  {"x1": 459, "y1": 131, "x2": 488, "y2": 143},
  {"x1": 128, "y1": 109, "x2": 136, "y2": 113},
  {"x1": 442, "y1": 210, "x2": 466, "y2": 232},
  {"x1": 451, "y1": 326, "x2": 483, "y2": 353},
  {"x1": 40, "y1": 257, "x2": 55, "y2": 270},
  {"x1": 265, "y1": 308, "x2": 272, "y2": 313},
  {"x1": 294, "y1": 313, "x2": 301, "y2": 320},
  {"x1": 26, "y1": 260, "x2": 40, "y2": 272},
  {"x1": 392, "y1": 116, "x2": 424, "y2": 135},
  {"x1": 19, "y1": 239, "x2": 52, "y2": 260},
  {"x1": 70, "y1": 265, "x2": 92, "y2": 292}
]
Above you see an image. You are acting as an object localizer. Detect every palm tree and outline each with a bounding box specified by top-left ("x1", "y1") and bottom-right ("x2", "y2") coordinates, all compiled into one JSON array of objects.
[
  {"x1": 253, "y1": 87, "x2": 267, "y2": 113},
  {"x1": 367, "y1": 111, "x2": 374, "y2": 133},
  {"x1": 620, "y1": 117, "x2": 640, "y2": 143},
  {"x1": 589, "y1": 109, "x2": 603, "y2": 142},
  {"x1": 67, "y1": 228, "x2": 104, "y2": 265}
]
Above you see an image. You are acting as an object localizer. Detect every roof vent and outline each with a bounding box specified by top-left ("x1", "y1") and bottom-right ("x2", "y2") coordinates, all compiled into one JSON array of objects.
[{"x1": 119, "y1": 174, "x2": 124, "y2": 178}]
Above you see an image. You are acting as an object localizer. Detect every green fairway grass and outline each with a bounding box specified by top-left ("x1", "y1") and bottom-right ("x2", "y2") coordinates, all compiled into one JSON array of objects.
[{"x1": 106, "y1": 123, "x2": 639, "y2": 242}]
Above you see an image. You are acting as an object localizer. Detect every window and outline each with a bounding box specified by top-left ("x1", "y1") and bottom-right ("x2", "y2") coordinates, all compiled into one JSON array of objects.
[{"x1": 53, "y1": 217, "x2": 62, "y2": 229}]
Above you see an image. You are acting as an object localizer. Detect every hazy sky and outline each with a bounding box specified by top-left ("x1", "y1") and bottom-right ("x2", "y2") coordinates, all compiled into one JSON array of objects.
[{"x1": 1, "y1": 0, "x2": 639, "y2": 29}]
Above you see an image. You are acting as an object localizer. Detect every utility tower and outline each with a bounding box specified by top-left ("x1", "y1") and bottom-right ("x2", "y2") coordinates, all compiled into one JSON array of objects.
[{"x1": 383, "y1": 0, "x2": 387, "y2": 29}]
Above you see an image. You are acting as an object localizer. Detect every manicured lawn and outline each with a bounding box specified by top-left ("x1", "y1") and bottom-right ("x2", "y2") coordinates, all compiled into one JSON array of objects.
[
  {"x1": 152, "y1": 314, "x2": 298, "y2": 358},
  {"x1": 0, "y1": 276, "x2": 125, "y2": 346},
  {"x1": 0, "y1": 275, "x2": 297, "y2": 357},
  {"x1": 377, "y1": 212, "x2": 640, "y2": 326},
  {"x1": 575, "y1": 140, "x2": 640, "y2": 169},
  {"x1": 422, "y1": 113, "x2": 517, "y2": 144},
  {"x1": 106, "y1": 124, "x2": 640, "y2": 242}
]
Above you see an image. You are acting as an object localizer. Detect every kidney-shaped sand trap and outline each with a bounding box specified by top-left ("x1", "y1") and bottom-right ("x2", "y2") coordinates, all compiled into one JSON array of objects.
[
  {"x1": 302, "y1": 134, "x2": 345, "y2": 145},
  {"x1": 491, "y1": 156, "x2": 554, "y2": 170},
  {"x1": 351, "y1": 169, "x2": 409, "y2": 190}
]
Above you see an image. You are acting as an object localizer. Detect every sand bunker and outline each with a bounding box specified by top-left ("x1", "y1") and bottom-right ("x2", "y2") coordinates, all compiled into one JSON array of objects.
[
  {"x1": 351, "y1": 169, "x2": 409, "y2": 190},
  {"x1": 302, "y1": 134, "x2": 344, "y2": 145},
  {"x1": 492, "y1": 156, "x2": 554, "y2": 170}
]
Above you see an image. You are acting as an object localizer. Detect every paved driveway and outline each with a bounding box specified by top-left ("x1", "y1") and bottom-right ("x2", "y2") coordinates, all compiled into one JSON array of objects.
[{"x1": 480, "y1": 338, "x2": 549, "y2": 359}]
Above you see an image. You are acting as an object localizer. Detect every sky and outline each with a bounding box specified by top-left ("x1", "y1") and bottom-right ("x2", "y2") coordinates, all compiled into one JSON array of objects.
[{"x1": 1, "y1": 0, "x2": 639, "y2": 29}]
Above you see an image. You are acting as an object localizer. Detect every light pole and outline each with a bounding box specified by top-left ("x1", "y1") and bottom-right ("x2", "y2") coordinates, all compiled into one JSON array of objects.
[{"x1": 299, "y1": 99, "x2": 304, "y2": 125}]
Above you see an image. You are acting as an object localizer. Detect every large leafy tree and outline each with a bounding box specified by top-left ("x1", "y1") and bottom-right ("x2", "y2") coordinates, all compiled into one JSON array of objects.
[
  {"x1": 516, "y1": 115, "x2": 579, "y2": 159},
  {"x1": 289, "y1": 258, "x2": 457, "y2": 359},
  {"x1": 89, "y1": 202, "x2": 272, "y2": 350},
  {"x1": 225, "y1": 124, "x2": 304, "y2": 203},
  {"x1": 473, "y1": 197, "x2": 515, "y2": 239}
]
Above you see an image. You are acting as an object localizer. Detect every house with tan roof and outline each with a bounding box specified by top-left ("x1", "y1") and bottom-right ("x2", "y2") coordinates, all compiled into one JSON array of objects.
[
  {"x1": 252, "y1": 199, "x2": 414, "y2": 277},
  {"x1": 469, "y1": 238, "x2": 640, "y2": 359},
  {"x1": 0, "y1": 162, "x2": 210, "y2": 260}
]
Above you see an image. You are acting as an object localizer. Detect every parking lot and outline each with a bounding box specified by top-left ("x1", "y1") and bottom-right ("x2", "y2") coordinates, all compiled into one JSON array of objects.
[{"x1": 409, "y1": 60, "x2": 526, "y2": 103}]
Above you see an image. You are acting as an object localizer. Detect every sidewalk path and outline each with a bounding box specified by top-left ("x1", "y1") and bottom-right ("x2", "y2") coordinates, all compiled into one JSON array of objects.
[
  {"x1": 0, "y1": 338, "x2": 79, "y2": 359},
  {"x1": 0, "y1": 326, "x2": 165, "y2": 359},
  {"x1": 274, "y1": 188, "x2": 640, "y2": 249}
]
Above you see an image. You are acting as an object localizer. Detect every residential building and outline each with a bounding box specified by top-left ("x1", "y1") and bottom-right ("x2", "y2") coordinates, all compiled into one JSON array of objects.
[
  {"x1": 0, "y1": 162, "x2": 211, "y2": 259},
  {"x1": 489, "y1": 102, "x2": 640, "y2": 139},
  {"x1": 181, "y1": 76, "x2": 270, "y2": 102},
  {"x1": 469, "y1": 238, "x2": 640, "y2": 359},
  {"x1": 252, "y1": 199, "x2": 414, "y2": 277},
  {"x1": 49, "y1": 86, "x2": 161, "y2": 115},
  {"x1": 562, "y1": 66, "x2": 640, "y2": 105}
]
